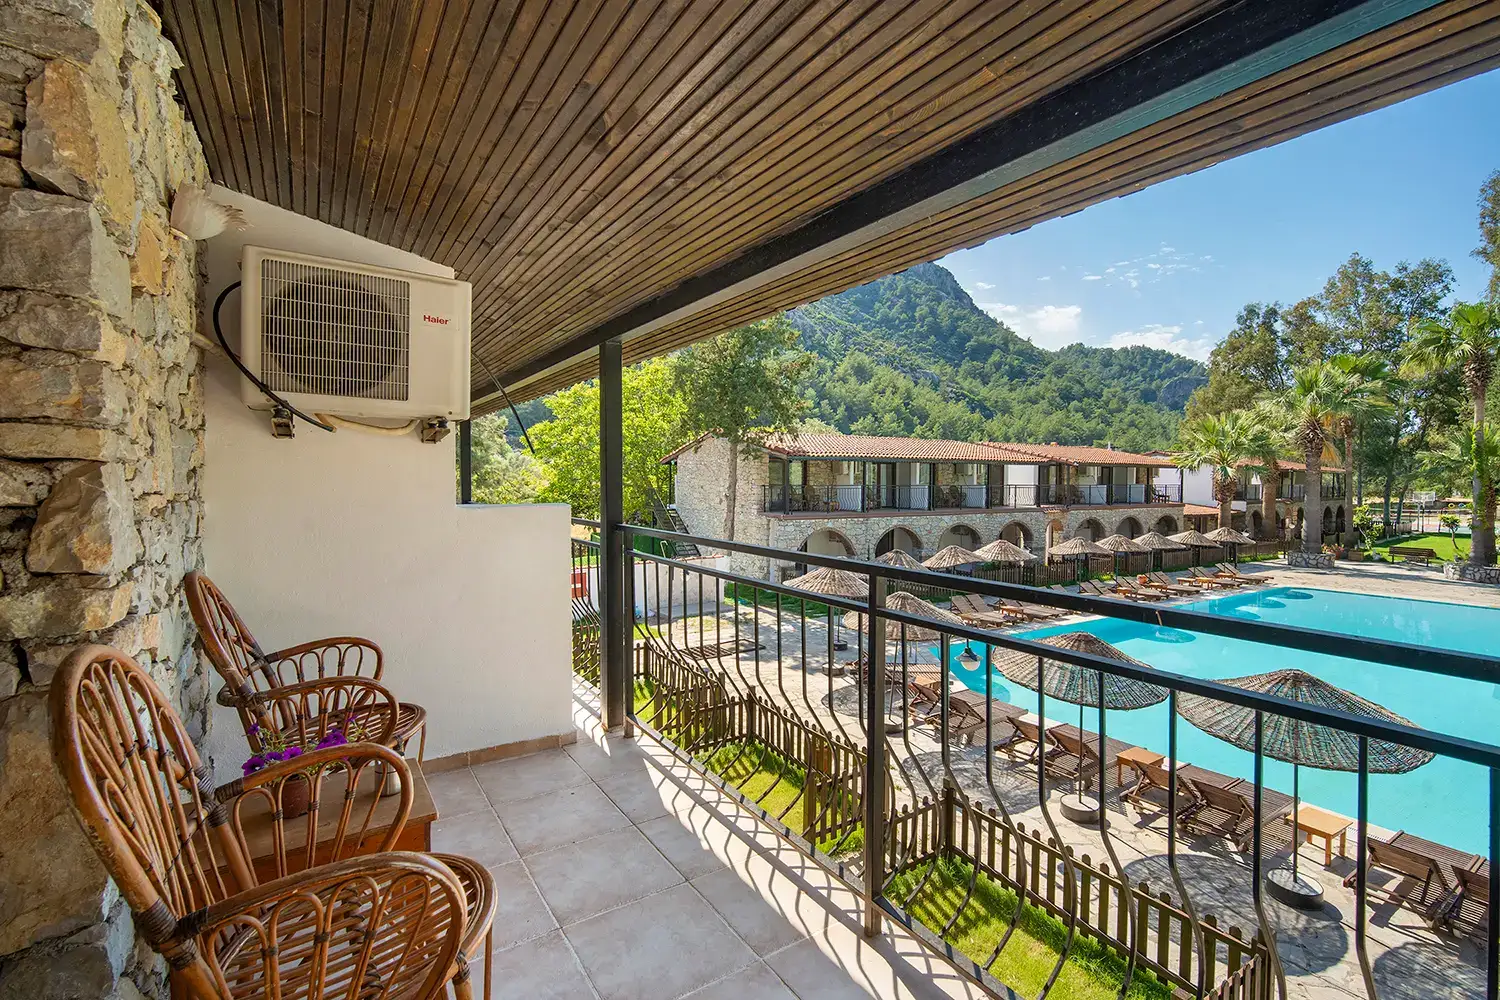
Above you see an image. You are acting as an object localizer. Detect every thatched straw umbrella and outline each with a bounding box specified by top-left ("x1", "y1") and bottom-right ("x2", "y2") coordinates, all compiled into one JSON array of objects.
[
  {"x1": 1170, "y1": 529, "x2": 1222, "y2": 569},
  {"x1": 876, "y1": 549, "x2": 923, "y2": 570},
  {"x1": 992, "y1": 632, "x2": 1167, "y2": 815},
  {"x1": 1179, "y1": 669, "x2": 1434, "y2": 902},
  {"x1": 973, "y1": 538, "x2": 1036, "y2": 563},
  {"x1": 784, "y1": 566, "x2": 867, "y2": 650},
  {"x1": 1206, "y1": 525, "x2": 1255, "y2": 565},
  {"x1": 1048, "y1": 536, "x2": 1110, "y2": 581},
  {"x1": 1095, "y1": 533, "x2": 1149, "y2": 579},
  {"x1": 841, "y1": 590, "x2": 963, "y2": 644},
  {"x1": 923, "y1": 545, "x2": 984, "y2": 571},
  {"x1": 1136, "y1": 530, "x2": 1188, "y2": 571}
]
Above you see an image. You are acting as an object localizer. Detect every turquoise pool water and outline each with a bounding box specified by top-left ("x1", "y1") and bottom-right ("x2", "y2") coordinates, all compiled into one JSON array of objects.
[{"x1": 937, "y1": 587, "x2": 1500, "y2": 852}]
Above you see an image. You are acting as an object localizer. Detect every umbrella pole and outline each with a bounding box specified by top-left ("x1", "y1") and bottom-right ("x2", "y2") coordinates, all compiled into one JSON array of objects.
[{"x1": 1292, "y1": 762, "x2": 1300, "y2": 883}]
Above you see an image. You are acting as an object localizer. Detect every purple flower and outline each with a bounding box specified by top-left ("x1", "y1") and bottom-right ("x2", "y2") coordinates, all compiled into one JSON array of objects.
[
  {"x1": 248, "y1": 722, "x2": 263, "y2": 735},
  {"x1": 242, "y1": 754, "x2": 266, "y2": 776},
  {"x1": 284, "y1": 746, "x2": 303, "y2": 759}
]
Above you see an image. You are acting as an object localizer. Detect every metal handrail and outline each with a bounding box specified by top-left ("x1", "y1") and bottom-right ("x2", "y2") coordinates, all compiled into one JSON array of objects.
[{"x1": 620, "y1": 523, "x2": 1500, "y2": 764}]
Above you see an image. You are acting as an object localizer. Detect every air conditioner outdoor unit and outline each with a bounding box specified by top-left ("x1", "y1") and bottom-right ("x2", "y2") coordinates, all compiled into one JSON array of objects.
[{"x1": 239, "y1": 246, "x2": 471, "y2": 421}]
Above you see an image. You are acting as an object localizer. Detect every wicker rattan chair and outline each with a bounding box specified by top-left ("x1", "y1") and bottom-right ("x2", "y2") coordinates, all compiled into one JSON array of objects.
[
  {"x1": 185, "y1": 571, "x2": 429, "y2": 762},
  {"x1": 51, "y1": 644, "x2": 495, "y2": 1000}
]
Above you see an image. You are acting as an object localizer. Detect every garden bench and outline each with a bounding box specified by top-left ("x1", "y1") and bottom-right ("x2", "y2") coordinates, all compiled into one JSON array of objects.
[{"x1": 1389, "y1": 545, "x2": 1438, "y2": 565}]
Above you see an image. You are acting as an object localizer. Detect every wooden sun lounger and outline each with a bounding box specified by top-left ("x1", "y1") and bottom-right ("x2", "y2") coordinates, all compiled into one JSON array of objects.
[
  {"x1": 1123, "y1": 757, "x2": 1204, "y2": 823},
  {"x1": 950, "y1": 594, "x2": 1016, "y2": 628},
  {"x1": 1216, "y1": 563, "x2": 1271, "y2": 584},
  {"x1": 947, "y1": 693, "x2": 1028, "y2": 748},
  {"x1": 1438, "y1": 861, "x2": 1490, "y2": 935},
  {"x1": 1346, "y1": 831, "x2": 1475, "y2": 923},
  {"x1": 1046, "y1": 726, "x2": 1135, "y2": 790},
  {"x1": 997, "y1": 598, "x2": 1063, "y2": 621},
  {"x1": 1180, "y1": 775, "x2": 1293, "y2": 851},
  {"x1": 1110, "y1": 578, "x2": 1171, "y2": 602},
  {"x1": 1147, "y1": 571, "x2": 1207, "y2": 596},
  {"x1": 1183, "y1": 569, "x2": 1240, "y2": 589}
]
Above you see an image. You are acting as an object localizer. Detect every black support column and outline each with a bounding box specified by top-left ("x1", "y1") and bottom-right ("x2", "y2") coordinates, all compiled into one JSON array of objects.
[
  {"x1": 599, "y1": 340, "x2": 630, "y2": 731},
  {"x1": 458, "y1": 419, "x2": 473, "y2": 504}
]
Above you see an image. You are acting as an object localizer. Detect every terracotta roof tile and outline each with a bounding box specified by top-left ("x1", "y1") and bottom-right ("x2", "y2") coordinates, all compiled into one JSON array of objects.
[
  {"x1": 985, "y1": 442, "x2": 1168, "y2": 466},
  {"x1": 664, "y1": 432, "x2": 1175, "y2": 466}
]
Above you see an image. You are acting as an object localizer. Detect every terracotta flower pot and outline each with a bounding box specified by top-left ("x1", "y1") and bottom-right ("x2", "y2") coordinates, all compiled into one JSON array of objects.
[{"x1": 280, "y1": 773, "x2": 312, "y2": 819}]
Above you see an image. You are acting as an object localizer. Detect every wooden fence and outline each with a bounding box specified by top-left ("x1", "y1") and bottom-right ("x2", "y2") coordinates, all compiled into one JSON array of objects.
[
  {"x1": 631, "y1": 640, "x2": 869, "y2": 845},
  {"x1": 887, "y1": 791, "x2": 1271, "y2": 999},
  {"x1": 573, "y1": 602, "x2": 1270, "y2": 1000}
]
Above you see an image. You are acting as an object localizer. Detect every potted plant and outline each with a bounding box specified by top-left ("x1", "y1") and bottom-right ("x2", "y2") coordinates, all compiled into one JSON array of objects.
[{"x1": 242, "y1": 719, "x2": 360, "y2": 818}]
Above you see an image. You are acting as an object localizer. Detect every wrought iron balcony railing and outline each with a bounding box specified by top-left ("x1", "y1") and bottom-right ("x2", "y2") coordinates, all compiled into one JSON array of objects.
[{"x1": 569, "y1": 518, "x2": 1500, "y2": 1000}]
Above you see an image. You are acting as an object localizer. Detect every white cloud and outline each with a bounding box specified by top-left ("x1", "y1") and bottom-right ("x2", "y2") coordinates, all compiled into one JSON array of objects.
[
  {"x1": 1082, "y1": 274, "x2": 1102, "y2": 281},
  {"x1": 1107, "y1": 323, "x2": 1216, "y2": 361},
  {"x1": 974, "y1": 281, "x2": 994, "y2": 290},
  {"x1": 1037, "y1": 275, "x2": 1051, "y2": 281},
  {"x1": 979, "y1": 302, "x2": 1084, "y2": 350}
]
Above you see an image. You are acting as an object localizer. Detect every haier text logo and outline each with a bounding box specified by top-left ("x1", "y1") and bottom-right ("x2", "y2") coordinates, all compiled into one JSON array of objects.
[{"x1": 423, "y1": 314, "x2": 450, "y2": 325}]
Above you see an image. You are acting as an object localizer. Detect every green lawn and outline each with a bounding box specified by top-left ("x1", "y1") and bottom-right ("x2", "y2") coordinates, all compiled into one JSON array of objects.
[
  {"x1": 1371, "y1": 533, "x2": 1468, "y2": 563},
  {"x1": 888, "y1": 857, "x2": 1172, "y2": 1000}
]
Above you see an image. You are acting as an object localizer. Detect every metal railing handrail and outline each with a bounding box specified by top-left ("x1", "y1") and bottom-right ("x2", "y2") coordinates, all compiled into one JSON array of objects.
[{"x1": 618, "y1": 524, "x2": 1500, "y2": 768}]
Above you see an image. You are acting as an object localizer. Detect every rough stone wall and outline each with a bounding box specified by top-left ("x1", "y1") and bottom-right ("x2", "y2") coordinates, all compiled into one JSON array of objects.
[
  {"x1": 671, "y1": 439, "x2": 771, "y2": 577},
  {"x1": 0, "y1": 1, "x2": 209, "y2": 997}
]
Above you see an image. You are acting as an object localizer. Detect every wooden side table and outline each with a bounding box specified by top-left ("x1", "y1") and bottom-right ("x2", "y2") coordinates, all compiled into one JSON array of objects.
[
  {"x1": 230, "y1": 760, "x2": 438, "y2": 883},
  {"x1": 1288, "y1": 804, "x2": 1352, "y2": 866},
  {"x1": 1114, "y1": 746, "x2": 1164, "y2": 787}
]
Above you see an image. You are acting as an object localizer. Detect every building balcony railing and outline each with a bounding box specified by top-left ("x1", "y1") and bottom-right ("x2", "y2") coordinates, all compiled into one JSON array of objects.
[
  {"x1": 761, "y1": 481, "x2": 1183, "y2": 513},
  {"x1": 570, "y1": 519, "x2": 1500, "y2": 1000},
  {"x1": 1235, "y1": 484, "x2": 1264, "y2": 502}
]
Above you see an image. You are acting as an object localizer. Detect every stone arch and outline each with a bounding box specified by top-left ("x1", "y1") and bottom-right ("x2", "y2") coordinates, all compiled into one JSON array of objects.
[
  {"x1": 799, "y1": 528, "x2": 856, "y2": 559},
  {"x1": 1044, "y1": 519, "x2": 1066, "y2": 552},
  {"x1": 1074, "y1": 517, "x2": 1106, "y2": 542},
  {"x1": 875, "y1": 526, "x2": 922, "y2": 558},
  {"x1": 1321, "y1": 506, "x2": 1335, "y2": 535},
  {"x1": 1250, "y1": 509, "x2": 1264, "y2": 537},
  {"x1": 1335, "y1": 505, "x2": 1346, "y2": 534},
  {"x1": 999, "y1": 520, "x2": 1033, "y2": 551},
  {"x1": 1152, "y1": 514, "x2": 1179, "y2": 535},
  {"x1": 1116, "y1": 516, "x2": 1143, "y2": 539},
  {"x1": 938, "y1": 523, "x2": 981, "y2": 550}
]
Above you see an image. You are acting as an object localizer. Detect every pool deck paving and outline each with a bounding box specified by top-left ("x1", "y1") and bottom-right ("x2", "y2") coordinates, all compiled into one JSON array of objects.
[{"x1": 637, "y1": 558, "x2": 1495, "y2": 1000}]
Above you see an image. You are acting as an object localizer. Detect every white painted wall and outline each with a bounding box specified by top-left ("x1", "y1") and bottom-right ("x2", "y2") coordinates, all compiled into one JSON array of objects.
[{"x1": 200, "y1": 188, "x2": 573, "y2": 772}]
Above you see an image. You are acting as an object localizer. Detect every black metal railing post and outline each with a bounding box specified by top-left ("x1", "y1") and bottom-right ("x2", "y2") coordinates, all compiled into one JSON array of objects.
[
  {"x1": 1490, "y1": 767, "x2": 1499, "y2": 1000},
  {"x1": 600, "y1": 339, "x2": 630, "y2": 731},
  {"x1": 458, "y1": 419, "x2": 473, "y2": 504},
  {"x1": 862, "y1": 571, "x2": 887, "y2": 938}
]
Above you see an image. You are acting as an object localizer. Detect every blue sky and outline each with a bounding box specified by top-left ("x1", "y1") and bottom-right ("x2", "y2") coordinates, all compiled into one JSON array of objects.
[{"x1": 939, "y1": 68, "x2": 1500, "y2": 361}]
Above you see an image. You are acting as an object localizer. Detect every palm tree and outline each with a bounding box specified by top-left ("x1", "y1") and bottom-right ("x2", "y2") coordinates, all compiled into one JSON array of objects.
[
  {"x1": 1426, "y1": 426, "x2": 1500, "y2": 565},
  {"x1": 1250, "y1": 401, "x2": 1293, "y2": 540},
  {"x1": 1327, "y1": 354, "x2": 1395, "y2": 541},
  {"x1": 1174, "y1": 411, "x2": 1266, "y2": 532},
  {"x1": 1273, "y1": 363, "x2": 1357, "y2": 555},
  {"x1": 1405, "y1": 302, "x2": 1500, "y2": 565}
]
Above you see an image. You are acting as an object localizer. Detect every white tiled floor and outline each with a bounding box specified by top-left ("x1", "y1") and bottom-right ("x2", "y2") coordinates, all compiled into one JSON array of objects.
[{"x1": 428, "y1": 698, "x2": 995, "y2": 1000}]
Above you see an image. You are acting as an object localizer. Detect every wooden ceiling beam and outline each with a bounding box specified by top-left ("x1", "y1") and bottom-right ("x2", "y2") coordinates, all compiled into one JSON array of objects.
[{"x1": 481, "y1": 0, "x2": 1451, "y2": 405}]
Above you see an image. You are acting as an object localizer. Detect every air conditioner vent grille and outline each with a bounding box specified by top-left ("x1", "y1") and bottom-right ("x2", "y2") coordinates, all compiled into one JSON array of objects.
[{"x1": 259, "y1": 257, "x2": 410, "y2": 400}]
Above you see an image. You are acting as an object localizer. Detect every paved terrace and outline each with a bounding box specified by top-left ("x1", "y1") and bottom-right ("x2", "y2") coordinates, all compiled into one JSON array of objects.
[
  {"x1": 637, "y1": 560, "x2": 1497, "y2": 1000},
  {"x1": 429, "y1": 685, "x2": 990, "y2": 1000}
]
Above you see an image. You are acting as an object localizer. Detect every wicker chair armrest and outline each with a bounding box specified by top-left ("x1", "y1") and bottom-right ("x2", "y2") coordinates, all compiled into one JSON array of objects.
[
  {"x1": 254, "y1": 675, "x2": 400, "y2": 748},
  {"x1": 214, "y1": 741, "x2": 410, "y2": 803},
  {"x1": 263, "y1": 636, "x2": 384, "y2": 681},
  {"x1": 189, "y1": 852, "x2": 466, "y2": 1000}
]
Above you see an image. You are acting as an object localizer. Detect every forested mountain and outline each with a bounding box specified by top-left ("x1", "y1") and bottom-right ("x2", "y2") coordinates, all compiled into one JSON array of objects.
[{"x1": 787, "y1": 262, "x2": 1205, "y2": 451}]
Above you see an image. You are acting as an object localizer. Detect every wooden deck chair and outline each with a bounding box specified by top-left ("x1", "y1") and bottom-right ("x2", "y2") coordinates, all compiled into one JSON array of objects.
[
  {"x1": 50, "y1": 645, "x2": 495, "y2": 1000},
  {"x1": 950, "y1": 594, "x2": 1015, "y2": 627},
  {"x1": 1002, "y1": 715, "x2": 1058, "y2": 764},
  {"x1": 999, "y1": 598, "x2": 1065, "y2": 620},
  {"x1": 1183, "y1": 568, "x2": 1240, "y2": 589}
]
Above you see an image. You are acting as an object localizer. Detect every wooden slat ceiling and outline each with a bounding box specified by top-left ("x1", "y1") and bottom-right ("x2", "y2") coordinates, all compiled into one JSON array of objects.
[{"x1": 163, "y1": 1, "x2": 1500, "y2": 410}]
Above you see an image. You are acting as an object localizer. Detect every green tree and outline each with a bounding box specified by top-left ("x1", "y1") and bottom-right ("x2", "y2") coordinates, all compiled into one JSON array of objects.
[
  {"x1": 674, "y1": 317, "x2": 813, "y2": 541},
  {"x1": 1174, "y1": 410, "x2": 1269, "y2": 531},
  {"x1": 1476, "y1": 169, "x2": 1500, "y2": 303},
  {"x1": 529, "y1": 357, "x2": 688, "y2": 522},
  {"x1": 1274, "y1": 363, "x2": 1359, "y2": 555},
  {"x1": 1327, "y1": 353, "x2": 1395, "y2": 515},
  {"x1": 1186, "y1": 303, "x2": 1288, "y2": 419},
  {"x1": 461, "y1": 413, "x2": 549, "y2": 504},
  {"x1": 1404, "y1": 302, "x2": 1500, "y2": 565}
]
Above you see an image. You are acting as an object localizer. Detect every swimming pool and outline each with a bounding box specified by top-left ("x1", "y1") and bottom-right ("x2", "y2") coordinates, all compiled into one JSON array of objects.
[{"x1": 938, "y1": 587, "x2": 1500, "y2": 852}]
